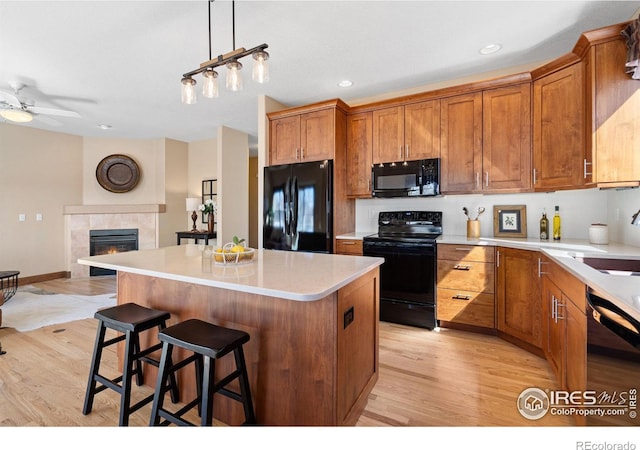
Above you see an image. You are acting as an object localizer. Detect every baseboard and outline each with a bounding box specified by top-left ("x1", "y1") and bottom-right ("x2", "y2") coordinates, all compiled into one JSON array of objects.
[
  {"x1": 19, "y1": 271, "x2": 70, "y2": 285},
  {"x1": 496, "y1": 331, "x2": 545, "y2": 358},
  {"x1": 438, "y1": 320, "x2": 497, "y2": 336}
]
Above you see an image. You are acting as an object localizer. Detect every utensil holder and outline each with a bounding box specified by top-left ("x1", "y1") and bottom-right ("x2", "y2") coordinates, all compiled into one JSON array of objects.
[{"x1": 467, "y1": 220, "x2": 480, "y2": 239}]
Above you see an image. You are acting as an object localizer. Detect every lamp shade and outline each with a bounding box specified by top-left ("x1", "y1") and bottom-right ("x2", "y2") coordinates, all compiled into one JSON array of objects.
[{"x1": 186, "y1": 197, "x2": 201, "y2": 212}]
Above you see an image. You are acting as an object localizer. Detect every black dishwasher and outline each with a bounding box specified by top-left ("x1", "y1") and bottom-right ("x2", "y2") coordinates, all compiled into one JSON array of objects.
[{"x1": 585, "y1": 288, "x2": 640, "y2": 426}]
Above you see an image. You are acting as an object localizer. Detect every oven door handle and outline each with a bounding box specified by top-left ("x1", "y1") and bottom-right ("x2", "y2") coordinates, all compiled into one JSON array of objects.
[{"x1": 587, "y1": 289, "x2": 640, "y2": 348}]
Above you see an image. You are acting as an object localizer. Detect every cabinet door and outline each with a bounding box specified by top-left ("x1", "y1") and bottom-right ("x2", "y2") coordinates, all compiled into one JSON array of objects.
[
  {"x1": 346, "y1": 112, "x2": 373, "y2": 197},
  {"x1": 593, "y1": 39, "x2": 640, "y2": 183},
  {"x1": 405, "y1": 100, "x2": 440, "y2": 160},
  {"x1": 483, "y1": 84, "x2": 532, "y2": 192},
  {"x1": 532, "y1": 63, "x2": 585, "y2": 190},
  {"x1": 372, "y1": 106, "x2": 404, "y2": 164},
  {"x1": 542, "y1": 276, "x2": 565, "y2": 385},
  {"x1": 496, "y1": 247, "x2": 542, "y2": 349},
  {"x1": 440, "y1": 92, "x2": 483, "y2": 193},
  {"x1": 300, "y1": 109, "x2": 335, "y2": 162},
  {"x1": 270, "y1": 115, "x2": 301, "y2": 165}
]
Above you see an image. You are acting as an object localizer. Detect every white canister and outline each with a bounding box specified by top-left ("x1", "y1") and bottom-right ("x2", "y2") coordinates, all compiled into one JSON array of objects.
[{"x1": 589, "y1": 224, "x2": 609, "y2": 245}]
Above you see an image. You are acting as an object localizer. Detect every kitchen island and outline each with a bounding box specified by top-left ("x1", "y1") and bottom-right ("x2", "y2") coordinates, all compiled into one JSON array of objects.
[{"x1": 78, "y1": 245, "x2": 383, "y2": 426}]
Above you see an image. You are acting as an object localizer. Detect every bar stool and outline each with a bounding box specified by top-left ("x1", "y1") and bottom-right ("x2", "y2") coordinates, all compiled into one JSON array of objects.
[
  {"x1": 83, "y1": 302, "x2": 179, "y2": 426},
  {"x1": 149, "y1": 318, "x2": 256, "y2": 426}
]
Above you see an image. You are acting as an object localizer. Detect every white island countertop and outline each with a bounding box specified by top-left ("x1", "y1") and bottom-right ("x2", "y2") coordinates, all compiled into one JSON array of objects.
[
  {"x1": 438, "y1": 234, "x2": 640, "y2": 322},
  {"x1": 78, "y1": 245, "x2": 384, "y2": 302}
]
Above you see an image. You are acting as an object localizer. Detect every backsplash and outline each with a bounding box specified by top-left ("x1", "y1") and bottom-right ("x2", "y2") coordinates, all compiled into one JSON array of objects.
[{"x1": 355, "y1": 188, "x2": 640, "y2": 245}]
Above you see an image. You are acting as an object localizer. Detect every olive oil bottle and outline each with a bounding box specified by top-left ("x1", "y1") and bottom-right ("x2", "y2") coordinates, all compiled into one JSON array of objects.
[
  {"x1": 539, "y1": 210, "x2": 549, "y2": 240},
  {"x1": 553, "y1": 206, "x2": 561, "y2": 240}
]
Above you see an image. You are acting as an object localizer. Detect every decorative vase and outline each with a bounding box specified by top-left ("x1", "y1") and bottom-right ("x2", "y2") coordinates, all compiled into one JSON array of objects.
[{"x1": 207, "y1": 213, "x2": 215, "y2": 234}]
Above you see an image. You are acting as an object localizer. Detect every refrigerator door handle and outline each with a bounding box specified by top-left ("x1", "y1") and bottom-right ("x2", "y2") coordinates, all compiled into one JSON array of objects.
[
  {"x1": 291, "y1": 176, "x2": 299, "y2": 235},
  {"x1": 284, "y1": 176, "x2": 291, "y2": 236}
]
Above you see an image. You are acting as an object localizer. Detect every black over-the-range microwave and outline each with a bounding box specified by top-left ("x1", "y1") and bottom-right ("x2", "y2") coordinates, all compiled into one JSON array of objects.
[{"x1": 371, "y1": 158, "x2": 440, "y2": 198}]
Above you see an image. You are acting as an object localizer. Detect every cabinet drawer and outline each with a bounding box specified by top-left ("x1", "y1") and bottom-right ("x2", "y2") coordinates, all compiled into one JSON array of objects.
[
  {"x1": 438, "y1": 244, "x2": 495, "y2": 263},
  {"x1": 336, "y1": 239, "x2": 363, "y2": 255},
  {"x1": 437, "y1": 288, "x2": 495, "y2": 328},
  {"x1": 437, "y1": 260, "x2": 495, "y2": 293}
]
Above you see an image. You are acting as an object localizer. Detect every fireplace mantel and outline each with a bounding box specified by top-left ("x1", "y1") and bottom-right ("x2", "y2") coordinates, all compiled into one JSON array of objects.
[{"x1": 63, "y1": 204, "x2": 166, "y2": 215}]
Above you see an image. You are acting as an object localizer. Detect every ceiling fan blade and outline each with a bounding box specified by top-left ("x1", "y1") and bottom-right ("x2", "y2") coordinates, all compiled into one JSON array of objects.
[
  {"x1": 29, "y1": 106, "x2": 81, "y2": 118},
  {"x1": 34, "y1": 115, "x2": 63, "y2": 127},
  {"x1": 0, "y1": 89, "x2": 23, "y2": 108}
]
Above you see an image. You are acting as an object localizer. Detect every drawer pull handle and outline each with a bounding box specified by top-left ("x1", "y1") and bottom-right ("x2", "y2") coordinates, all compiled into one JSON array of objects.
[
  {"x1": 342, "y1": 241, "x2": 356, "y2": 245},
  {"x1": 453, "y1": 264, "x2": 471, "y2": 271},
  {"x1": 452, "y1": 294, "x2": 471, "y2": 301},
  {"x1": 454, "y1": 247, "x2": 474, "y2": 251}
]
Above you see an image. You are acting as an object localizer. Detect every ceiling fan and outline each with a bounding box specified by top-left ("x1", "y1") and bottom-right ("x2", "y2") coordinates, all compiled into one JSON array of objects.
[{"x1": 0, "y1": 81, "x2": 81, "y2": 124}]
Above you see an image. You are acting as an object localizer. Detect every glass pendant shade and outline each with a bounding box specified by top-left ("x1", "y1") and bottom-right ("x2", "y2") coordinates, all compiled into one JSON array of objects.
[
  {"x1": 252, "y1": 50, "x2": 270, "y2": 83},
  {"x1": 226, "y1": 60, "x2": 243, "y2": 91},
  {"x1": 181, "y1": 77, "x2": 197, "y2": 104},
  {"x1": 202, "y1": 69, "x2": 219, "y2": 98}
]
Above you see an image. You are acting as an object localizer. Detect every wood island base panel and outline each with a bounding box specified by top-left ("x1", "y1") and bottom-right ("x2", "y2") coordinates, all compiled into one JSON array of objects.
[{"x1": 116, "y1": 268, "x2": 380, "y2": 426}]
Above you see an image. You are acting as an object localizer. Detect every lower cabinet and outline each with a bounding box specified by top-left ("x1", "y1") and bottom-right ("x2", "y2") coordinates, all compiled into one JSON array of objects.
[
  {"x1": 496, "y1": 247, "x2": 543, "y2": 350},
  {"x1": 436, "y1": 244, "x2": 495, "y2": 329},
  {"x1": 540, "y1": 256, "x2": 587, "y2": 396},
  {"x1": 336, "y1": 239, "x2": 363, "y2": 255}
]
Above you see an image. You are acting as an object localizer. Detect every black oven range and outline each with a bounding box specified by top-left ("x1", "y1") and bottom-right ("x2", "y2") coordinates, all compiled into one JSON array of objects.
[{"x1": 363, "y1": 211, "x2": 442, "y2": 329}]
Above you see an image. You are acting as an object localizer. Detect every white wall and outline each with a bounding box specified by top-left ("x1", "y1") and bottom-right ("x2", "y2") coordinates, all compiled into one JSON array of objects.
[
  {"x1": 607, "y1": 188, "x2": 640, "y2": 246},
  {"x1": 160, "y1": 138, "x2": 189, "y2": 247},
  {"x1": 356, "y1": 188, "x2": 613, "y2": 240},
  {"x1": 82, "y1": 137, "x2": 165, "y2": 204},
  {"x1": 187, "y1": 138, "x2": 217, "y2": 231},
  {"x1": 217, "y1": 126, "x2": 249, "y2": 246}
]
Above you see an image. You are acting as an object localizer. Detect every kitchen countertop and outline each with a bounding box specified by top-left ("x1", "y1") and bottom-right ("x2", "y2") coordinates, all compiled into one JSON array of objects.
[
  {"x1": 438, "y1": 234, "x2": 640, "y2": 322},
  {"x1": 78, "y1": 244, "x2": 383, "y2": 302},
  {"x1": 336, "y1": 232, "x2": 375, "y2": 240}
]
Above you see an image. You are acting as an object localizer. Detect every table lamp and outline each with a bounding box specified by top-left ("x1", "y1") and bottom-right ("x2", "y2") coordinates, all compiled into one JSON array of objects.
[{"x1": 186, "y1": 197, "x2": 201, "y2": 232}]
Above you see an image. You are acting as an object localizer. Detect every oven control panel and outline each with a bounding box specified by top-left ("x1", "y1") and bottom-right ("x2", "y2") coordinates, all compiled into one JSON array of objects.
[{"x1": 378, "y1": 211, "x2": 442, "y2": 226}]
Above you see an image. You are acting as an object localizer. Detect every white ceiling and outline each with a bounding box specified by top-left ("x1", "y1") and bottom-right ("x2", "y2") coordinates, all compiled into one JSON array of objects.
[{"x1": 1, "y1": 1, "x2": 639, "y2": 149}]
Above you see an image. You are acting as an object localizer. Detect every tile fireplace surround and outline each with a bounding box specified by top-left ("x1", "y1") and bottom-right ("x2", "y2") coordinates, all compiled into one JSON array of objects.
[{"x1": 64, "y1": 204, "x2": 165, "y2": 278}]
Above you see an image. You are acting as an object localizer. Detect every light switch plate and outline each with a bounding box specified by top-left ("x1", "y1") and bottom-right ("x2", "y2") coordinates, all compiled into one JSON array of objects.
[
  {"x1": 18, "y1": 214, "x2": 26, "y2": 222},
  {"x1": 36, "y1": 213, "x2": 43, "y2": 221}
]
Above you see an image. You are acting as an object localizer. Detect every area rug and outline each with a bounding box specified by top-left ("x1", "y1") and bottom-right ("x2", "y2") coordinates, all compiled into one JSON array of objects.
[{"x1": 0, "y1": 290, "x2": 116, "y2": 332}]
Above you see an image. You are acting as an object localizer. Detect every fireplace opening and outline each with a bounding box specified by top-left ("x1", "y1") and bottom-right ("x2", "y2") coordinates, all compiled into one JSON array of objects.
[{"x1": 89, "y1": 229, "x2": 139, "y2": 276}]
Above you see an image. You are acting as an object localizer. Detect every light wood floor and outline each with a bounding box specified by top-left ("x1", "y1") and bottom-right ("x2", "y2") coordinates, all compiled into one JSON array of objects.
[{"x1": 0, "y1": 276, "x2": 573, "y2": 427}]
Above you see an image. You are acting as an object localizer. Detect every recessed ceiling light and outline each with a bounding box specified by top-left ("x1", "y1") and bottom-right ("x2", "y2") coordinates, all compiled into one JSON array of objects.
[
  {"x1": 98, "y1": 124, "x2": 112, "y2": 130},
  {"x1": 479, "y1": 44, "x2": 502, "y2": 55},
  {"x1": 337, "y1": 80, "x2": 353, "y2": 88}
]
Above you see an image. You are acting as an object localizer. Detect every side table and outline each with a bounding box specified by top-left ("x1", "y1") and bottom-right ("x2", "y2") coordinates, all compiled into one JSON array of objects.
[{"x1": 176, "y1": 231, "x2": 216, "y2": 245}]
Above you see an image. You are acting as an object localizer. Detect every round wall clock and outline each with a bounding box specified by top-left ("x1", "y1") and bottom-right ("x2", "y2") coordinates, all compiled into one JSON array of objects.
[{"x1": 95, "y1": 154, "x2": 141, "y2": 193}]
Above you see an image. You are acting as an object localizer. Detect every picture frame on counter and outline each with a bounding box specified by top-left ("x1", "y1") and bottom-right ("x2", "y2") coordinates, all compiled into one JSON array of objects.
[{"x1": 493, "y1": 205, "x2": 527, "y2": 238}]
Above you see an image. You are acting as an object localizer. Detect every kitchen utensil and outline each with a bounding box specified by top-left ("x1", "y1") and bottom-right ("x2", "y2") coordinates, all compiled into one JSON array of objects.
[
  {"x1": 463, "y1": 207, "x2": 470, "y2": 219},
  {"x1": 476, "y1": 207, "x2": 485, "y2": 220}
]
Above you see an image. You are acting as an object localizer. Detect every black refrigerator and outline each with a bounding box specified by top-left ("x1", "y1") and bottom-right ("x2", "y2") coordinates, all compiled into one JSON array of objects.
[{"x1": 263, "y1": 160, "x2": 333, "y2": 253}]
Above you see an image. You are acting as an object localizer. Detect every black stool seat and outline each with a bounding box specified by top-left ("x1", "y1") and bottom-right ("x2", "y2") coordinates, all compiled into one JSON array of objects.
[
  {"x1": 83, "y1": 302, "x2": 179, "y2": 426},
  {"x1": 150, "y1": 318, "x2": 256, "y2": 426}
]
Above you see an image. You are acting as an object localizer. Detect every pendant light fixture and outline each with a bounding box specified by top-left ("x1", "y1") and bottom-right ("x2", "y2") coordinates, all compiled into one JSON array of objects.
[{"x1": 180, "y1": 0, "x2": 269, "y2": 103}]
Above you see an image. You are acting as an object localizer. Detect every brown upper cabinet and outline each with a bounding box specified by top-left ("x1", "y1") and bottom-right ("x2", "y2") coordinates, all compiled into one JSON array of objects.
[
  {"x1": 440, "y1": 92, "x2": 483, "y2": 193},
  {"x1": 532, "y1": 62, "x2": 586, "y2": 190},
  {"x1": 346, "y1": 112, "x2": 373, "y2": 198},
  {"x1": 268, "y1": 99, "x2": 348, "y2": 166},
  {"x1": 585, "y1": 29, "x2": 640, "y2": 187},
  {"x1": 372, "y1": 99, "x2": 440, "y2": 164},
  {"x1": 441, "y1": 84, "x2": 531, "y2": 194}
]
